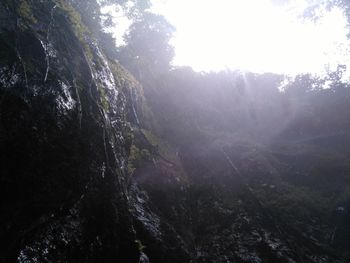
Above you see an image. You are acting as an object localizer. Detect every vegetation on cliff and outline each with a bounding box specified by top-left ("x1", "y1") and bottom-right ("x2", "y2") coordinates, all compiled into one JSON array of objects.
[{"x1": 1, "y1": 0, "x2": 350, "y2": 262}]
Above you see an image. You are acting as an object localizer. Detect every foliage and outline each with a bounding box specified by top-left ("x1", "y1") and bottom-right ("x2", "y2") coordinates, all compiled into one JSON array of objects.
[
  {"x1": 128, "y1": 145, "x2": 152, "y2": 173},
  {"x1": 141, "y1": 129, "x2": 177, "y2": 162},
  {"x1": 18, "y1": 0, "x2": 37, "y2": 24},
  {"x1": 67, "y1": 0, "x2": 152, "y2": 60},
  {"x1": 118, "y1": 12, "x2": 175, "y2": 78},
  {"x1": 55, "y1": 0, "x2": 94, "y2": 60},
  {"x1": 135, "y1": 239, "x2": 146, "y2": 252},
  {"x1": 108, "y1": 58, "x2": 139, "y2": 87}
]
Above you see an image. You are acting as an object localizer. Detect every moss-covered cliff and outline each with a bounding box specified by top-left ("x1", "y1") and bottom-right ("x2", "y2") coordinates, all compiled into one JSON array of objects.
[{"x1": 0, "y1": 0, "x2": 142, "y2": 261}]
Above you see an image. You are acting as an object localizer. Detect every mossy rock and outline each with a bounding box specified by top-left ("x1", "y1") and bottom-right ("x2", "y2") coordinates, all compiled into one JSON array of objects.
[{"x1": 18, "y1": 0, "x2": 37, "y2": 24}]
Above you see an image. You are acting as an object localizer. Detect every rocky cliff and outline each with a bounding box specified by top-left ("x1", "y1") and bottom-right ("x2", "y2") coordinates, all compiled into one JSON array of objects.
[
  {"x1": 1, "y1": 1, "x2": 349, "y2": 263},
  {"x1": 0, "y1": 1, "x2": 143, "y2": 261}
]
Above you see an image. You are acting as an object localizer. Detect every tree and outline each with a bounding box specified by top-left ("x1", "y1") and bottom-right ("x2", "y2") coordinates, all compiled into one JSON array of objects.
[
  {"x1": 70, "y1": 0, "x2": 151, "y2": 59},
  {"x1": 118, "y1": 12, "x2": 175, "y2": 79}
]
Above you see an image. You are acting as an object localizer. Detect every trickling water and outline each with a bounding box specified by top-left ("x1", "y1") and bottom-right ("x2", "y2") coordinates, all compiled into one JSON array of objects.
[
  {"x1": 43, "y1": 4, "x2": 57, "y2": 83},
  {"x1": 130, "y1": 88, "x2": 141, "y2": 126},
  {"x1": 71, "y1": 77, "x2": 82, "y2": 128},
  {"x1": 0, "y1": 66, "x2": 20, "y2": 88},
  {"x1": 40, "y1": 39, "x2": 57, "y2": 83},
  {"x1": 94, "y1": 45, "x2": 117, "y2": 94},
  {"x1": 56, "y1": 80, "x2": 76, "y2": 113},
  {"x1": 15, "y1": 47, "x2": 28, "y2": 89}
]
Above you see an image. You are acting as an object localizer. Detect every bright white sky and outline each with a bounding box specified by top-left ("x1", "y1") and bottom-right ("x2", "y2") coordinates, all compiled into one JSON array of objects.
[{"x1": 109, "y1": 0, "x2": 350, "y2": 75}]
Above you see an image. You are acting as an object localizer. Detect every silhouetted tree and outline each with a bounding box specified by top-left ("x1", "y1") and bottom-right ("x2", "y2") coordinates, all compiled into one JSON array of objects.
[
  {"x1": 70, "y1": 0, "x2": 151, "y2": 59},
  {"x1": 118, "y1": 12, "x2": 175, "y2": 79}
]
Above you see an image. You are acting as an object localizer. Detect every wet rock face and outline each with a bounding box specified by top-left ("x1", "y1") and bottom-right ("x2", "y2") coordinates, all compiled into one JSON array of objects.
[
  {"x1": 131, "y1": 139, "x2": 346, "y2": 263},
  {"x1": 0, "y1": 2, "x2": 194, "y2": 262},
  {"x1": 1, "y1": 1, "x2": 349, "y2": 263},
  {"x1": 0, "y1": 1, "x2": 139, "y2": 262},
  {"x1": 332, "y1": 199, "x2": 350, "y2": 260}
]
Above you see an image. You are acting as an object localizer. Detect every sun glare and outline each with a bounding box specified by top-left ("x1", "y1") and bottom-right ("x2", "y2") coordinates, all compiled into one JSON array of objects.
[{"x1": 151, "y1": 0, "x2": 350, "y2": 75}]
